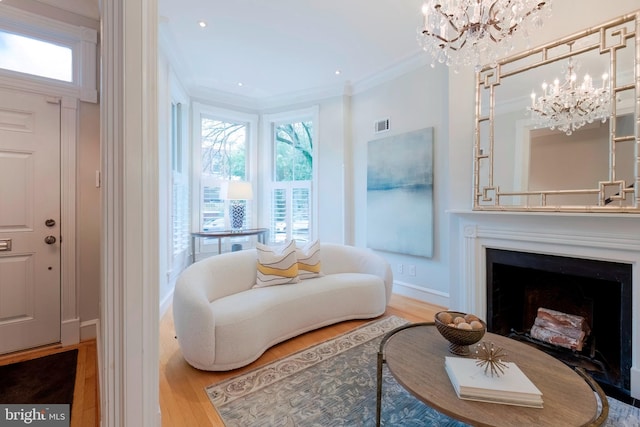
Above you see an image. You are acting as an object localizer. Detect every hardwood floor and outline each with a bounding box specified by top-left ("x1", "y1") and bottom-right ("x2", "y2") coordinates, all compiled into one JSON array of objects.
[
  {"x1": 159, "y1": 294, "x2": 445, "y2": 426},
  {"x1": 0, "y1": 294, "x2": 442, "y2": 427},
  {"x1": 0, "y1": 339, "x2": 99, "y2": 427}
]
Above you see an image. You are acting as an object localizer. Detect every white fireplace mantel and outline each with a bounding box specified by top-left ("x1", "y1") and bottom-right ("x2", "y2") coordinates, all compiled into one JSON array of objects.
[{"x1": 450, "y1": 210, "x2": 640, "y2": 398}]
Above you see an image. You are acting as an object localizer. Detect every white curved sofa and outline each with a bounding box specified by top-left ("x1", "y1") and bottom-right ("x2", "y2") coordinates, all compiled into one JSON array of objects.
[{"x1": 173, "y1": 243, "x2": 393, "y2": 371}]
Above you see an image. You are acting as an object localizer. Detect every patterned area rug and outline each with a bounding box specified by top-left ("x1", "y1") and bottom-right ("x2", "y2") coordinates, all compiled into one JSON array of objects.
[{"x1": 206, "y1": 316, "x2": 640, "y2": 426}]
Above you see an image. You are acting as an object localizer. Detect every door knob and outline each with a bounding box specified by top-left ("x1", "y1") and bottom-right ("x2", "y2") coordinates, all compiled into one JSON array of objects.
[
  {"x1": 45, "y1": 219, "x2": 56, "y2": 227},
  {"x1": 44, "y1": 236, "x2": 57, "y2": 245}
]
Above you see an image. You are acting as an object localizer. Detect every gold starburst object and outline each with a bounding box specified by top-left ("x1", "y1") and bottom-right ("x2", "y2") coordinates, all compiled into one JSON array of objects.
[{"x1": 474, "y1": 341, "x2": 508, "y2": 377}]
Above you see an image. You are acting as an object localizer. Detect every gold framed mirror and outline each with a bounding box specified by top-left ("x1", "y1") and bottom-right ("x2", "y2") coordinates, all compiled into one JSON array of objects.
[{"x1": 473, "y1": 12, "x2": 639, "y2": 212}]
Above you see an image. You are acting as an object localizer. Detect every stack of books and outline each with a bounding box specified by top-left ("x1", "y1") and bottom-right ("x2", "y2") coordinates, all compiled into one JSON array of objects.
[{"x1": 444, "y1": 356, "x2": 543, "y2": 408}]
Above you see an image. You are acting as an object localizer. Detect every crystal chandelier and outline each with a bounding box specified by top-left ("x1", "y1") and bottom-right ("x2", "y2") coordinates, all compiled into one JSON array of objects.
[
  {"x1": 417, "y1": 1, "x2": 552, "y2": 72},
  {"x1": 528, "y1": 58, "x2": 610, "y2": 135}
]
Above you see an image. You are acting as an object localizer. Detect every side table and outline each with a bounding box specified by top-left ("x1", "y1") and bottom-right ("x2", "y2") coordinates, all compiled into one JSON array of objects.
[{"x1": 191, "y1": 228, "x2": 268, "y2": 263}]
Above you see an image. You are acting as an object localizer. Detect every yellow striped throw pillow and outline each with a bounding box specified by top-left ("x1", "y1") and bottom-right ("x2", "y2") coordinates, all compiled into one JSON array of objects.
[
  {"x1": 255, "y1": 240, "x2": 299, "y2": 288},
  {"x1": 296, "y1": 239, "x2": 323, "y2": 280}
]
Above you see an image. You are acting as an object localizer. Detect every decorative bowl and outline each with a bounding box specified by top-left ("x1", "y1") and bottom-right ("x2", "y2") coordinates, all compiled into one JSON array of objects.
[{"x1": 434, "y1": 311, "x2": 486, "y2": 356}]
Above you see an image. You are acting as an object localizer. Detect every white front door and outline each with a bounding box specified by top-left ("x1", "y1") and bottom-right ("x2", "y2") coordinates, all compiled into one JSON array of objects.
[{"x1": 0, "y1": 87, "x2": 61, "y2": 354}]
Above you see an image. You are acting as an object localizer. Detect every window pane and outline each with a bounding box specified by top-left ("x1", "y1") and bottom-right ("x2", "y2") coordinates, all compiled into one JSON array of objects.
[
  {"x1": 0, "y1": 30, "x2": 72, "y2": 82},
  {"x1": 274, "y1": 121, "x2": 313, "y2": 181},
  {"x1": 201, "y1": 117, "x2": 247, "y2": 180},
  {"x1": 202, "y1": 185, "x2": 225, "y2": 231}
]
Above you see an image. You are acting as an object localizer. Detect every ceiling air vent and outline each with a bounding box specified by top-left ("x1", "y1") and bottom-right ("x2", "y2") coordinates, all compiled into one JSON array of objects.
[{"x1": 374, "y1": 118, "x2": 390, "y2": 134}]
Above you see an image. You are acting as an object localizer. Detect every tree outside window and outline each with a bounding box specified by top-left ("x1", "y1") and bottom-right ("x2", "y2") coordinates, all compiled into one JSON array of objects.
[
  {"x1": 271, "y1": 120, "x2": 313, "y2": 243},
  {"x1": 200, "y1": 118, "x2": 249, "y2": 231},
  {"x1": 274, "y1": 121, "x2": 312, "y2": 182},
  {"x1": 201, "y1": 118, "x2": 247, "y2": 180}
]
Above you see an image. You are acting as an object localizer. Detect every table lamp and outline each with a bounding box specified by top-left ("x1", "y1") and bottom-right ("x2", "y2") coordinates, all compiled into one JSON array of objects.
[{"x1": 221, "y1": 181, "x2": 253, "y2": 231}]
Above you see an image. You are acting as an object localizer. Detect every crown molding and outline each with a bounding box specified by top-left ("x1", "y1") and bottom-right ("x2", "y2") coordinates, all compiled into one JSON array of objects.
[
  {"x1": 35, "y1": 0, "x2": 99, "y2": 20},
  {"x1": 350, "y1": 51, "x2": 429, "y2": 95},
  {"x1": 159, "y1": 13, "x2": 432, "y2": 112},
  {"x1": 188, "y1": 81, "x2": 347, "y2": 111},
  {"x1": 0, "y1": 0, "x2": 99, "y2": 27}
]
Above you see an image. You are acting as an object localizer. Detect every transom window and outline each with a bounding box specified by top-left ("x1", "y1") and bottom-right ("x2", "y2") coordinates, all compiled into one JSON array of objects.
[{"x1": 0, "y1": 30, "x2": 73, "y2": 82}]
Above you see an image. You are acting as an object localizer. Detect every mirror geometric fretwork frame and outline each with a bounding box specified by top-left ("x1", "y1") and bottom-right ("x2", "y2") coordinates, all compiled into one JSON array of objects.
[{"x1": 474, "y1": 11, "x2": 640, "y2": 212}]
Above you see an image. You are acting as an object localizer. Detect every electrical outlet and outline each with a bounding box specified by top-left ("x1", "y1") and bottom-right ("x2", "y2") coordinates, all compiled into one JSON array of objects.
[
  {"x1": 397, "y1": 264, "x2": 404, "y2": 274},
  {"x1": 407, "y1": 264, "x2": 416, "y2": 276}
]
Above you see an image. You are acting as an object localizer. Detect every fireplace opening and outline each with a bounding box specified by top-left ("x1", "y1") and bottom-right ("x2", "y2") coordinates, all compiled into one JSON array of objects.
[{"x1": 486, "y1": 248, "x2": 632, "y2": 400}]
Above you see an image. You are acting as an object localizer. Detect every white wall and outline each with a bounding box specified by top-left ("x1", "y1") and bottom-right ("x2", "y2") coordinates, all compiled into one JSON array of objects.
[
  {"x1": 350, "y1": 65, "x2": 450, "y2": 305},
  {"x1": 316, "y1": 97, "x2": 348, "y2": 244},
  {"x1": 77, "y1": 101, "x2": 101, "y2": 331}
]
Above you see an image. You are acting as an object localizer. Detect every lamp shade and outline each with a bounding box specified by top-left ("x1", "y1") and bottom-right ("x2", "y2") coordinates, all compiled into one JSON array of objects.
[{"x1": 221, "y1": 181, "x2": 253, "y2": 200}]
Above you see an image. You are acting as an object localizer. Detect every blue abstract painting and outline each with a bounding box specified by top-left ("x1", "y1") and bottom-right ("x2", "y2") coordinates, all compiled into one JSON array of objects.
[{"x1": 367, "y1": 128, "x2": 433, "y2": 257}]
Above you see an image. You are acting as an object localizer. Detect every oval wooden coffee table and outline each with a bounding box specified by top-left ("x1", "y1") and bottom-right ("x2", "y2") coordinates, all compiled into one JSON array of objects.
[{"x1": 376, "y1": 322, "x2": 608, "y2": 426}]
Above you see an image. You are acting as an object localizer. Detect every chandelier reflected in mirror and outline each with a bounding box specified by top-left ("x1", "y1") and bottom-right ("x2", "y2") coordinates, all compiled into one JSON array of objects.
[
  {"x1": 528, "y1": 57, "x2": 611, "y2": 135},
  {"x1": 417, "y1": 0, "x2": 552, "y2": 72}
]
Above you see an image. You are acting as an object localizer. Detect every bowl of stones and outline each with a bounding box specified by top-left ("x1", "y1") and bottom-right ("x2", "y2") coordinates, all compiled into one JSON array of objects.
[{"x1": 434, "y1": 311, "x2": 486, "y2": 356}]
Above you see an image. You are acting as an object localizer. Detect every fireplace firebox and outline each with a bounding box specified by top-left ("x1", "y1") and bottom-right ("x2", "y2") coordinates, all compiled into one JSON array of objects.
[{"x1": 486, "y1": 248, "x2": 632, "y2": 398}]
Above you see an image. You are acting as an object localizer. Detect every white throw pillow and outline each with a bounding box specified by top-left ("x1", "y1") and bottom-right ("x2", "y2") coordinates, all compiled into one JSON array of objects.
[
  {"x1": 255, "y1": 240, "x2": 299, "y2": 288},
  {"x1": 296, "y1": 240, "x2": 323, "y2": 280}
]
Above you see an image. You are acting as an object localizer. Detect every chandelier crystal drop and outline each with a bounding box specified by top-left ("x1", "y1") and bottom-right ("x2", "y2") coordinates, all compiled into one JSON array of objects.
[
  {"x1": 528, "y1": 58, "x2": 611, "y2": 136},
  {"x1": 417, "y1": 1, "x2": 552, "y2": 72}
]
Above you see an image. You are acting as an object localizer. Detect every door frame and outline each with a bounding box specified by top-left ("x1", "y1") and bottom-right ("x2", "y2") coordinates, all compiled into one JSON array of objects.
[
  {"x1": 101, "y1": 0, "x2": 160, "y2": 425},
  {"x1": 59, "y1": 95, "x2": 80, "y2": 345}
]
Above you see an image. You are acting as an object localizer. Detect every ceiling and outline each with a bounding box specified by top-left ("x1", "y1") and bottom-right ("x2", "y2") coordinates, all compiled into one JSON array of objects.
[{"x1": 158, "y1": 0, "x2": 427, "y2": 106}]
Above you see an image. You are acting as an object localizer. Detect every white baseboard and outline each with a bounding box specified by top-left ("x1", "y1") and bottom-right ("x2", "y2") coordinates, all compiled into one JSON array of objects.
[
  {"x1": 61, "y1": 317, "x2": 97, "y2": 345},
  {"x1": 392, "y1": 280, "x2": 450, "y2": 308},
  {"x1": 80, "y1": 319, "x2": 99, "y2": 341},
  {"x1": 61, "y1": 318, "x2": 80, "y2": 346},
  {"x1": 160, "y1": 289, "x2": 174, "y2": 318}
]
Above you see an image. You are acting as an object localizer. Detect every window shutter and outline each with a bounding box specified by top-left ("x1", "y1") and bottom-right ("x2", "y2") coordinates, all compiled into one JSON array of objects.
[
  {"x1": 292, "y1": 187, "x2": 310, "y2": 242},
  {"x1": 270, "y1": 188, "x2": 287, "y2": 242},
  {"x1": 172, "y1": 172, "x2": 190, "y2": 254}
]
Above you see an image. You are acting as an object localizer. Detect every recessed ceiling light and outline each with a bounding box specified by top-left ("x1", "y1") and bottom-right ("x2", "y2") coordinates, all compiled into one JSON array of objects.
[
  {"x1": 335, "y1": 70, "x2": 341, "y2": 75},
  {"x1": 237, "y1": 82, "x2": 243, "y2": 87},
  {"x1": 198, "y1": 21, "x2": 207, "y2": 28}
]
